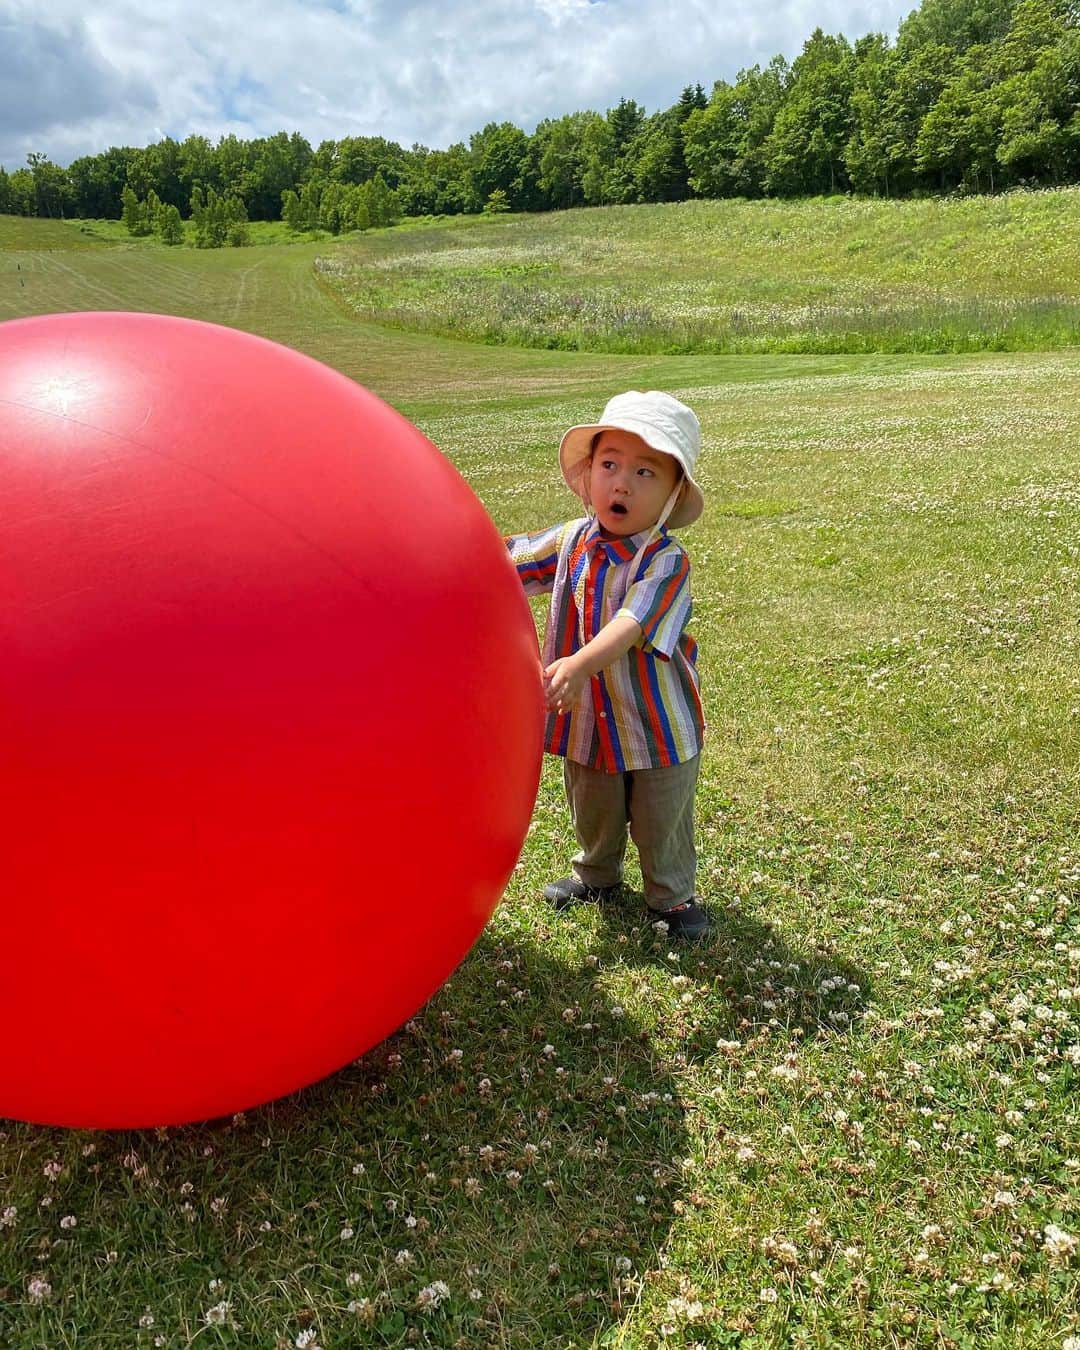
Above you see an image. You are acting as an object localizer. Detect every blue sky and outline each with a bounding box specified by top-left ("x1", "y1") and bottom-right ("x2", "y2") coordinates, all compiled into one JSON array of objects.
[{"x1": 1, "y1": 0, "x2": 916, "y2": 170}]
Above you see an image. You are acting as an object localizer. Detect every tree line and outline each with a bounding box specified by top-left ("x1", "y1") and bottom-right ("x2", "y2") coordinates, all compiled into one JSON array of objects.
[{"x1": 2, "y1": 0, "x2": 1076, "y2": 234}]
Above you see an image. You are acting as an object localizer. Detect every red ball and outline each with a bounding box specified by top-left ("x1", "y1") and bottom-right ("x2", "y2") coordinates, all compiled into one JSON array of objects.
[{"x1": 0, "y1": 312, "x2": 542, "y2": 1128}]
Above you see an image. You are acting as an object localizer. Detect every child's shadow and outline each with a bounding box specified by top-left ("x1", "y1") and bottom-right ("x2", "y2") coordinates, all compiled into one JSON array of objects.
[{"x1": 584, "y1": 887, "x2": 874, "y2": 1057}]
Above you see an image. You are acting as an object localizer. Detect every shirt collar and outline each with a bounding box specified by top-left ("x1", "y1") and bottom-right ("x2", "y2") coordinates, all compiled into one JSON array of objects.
[{"x1": 583, "y1": 517, "x2": 666, "y2": 563}]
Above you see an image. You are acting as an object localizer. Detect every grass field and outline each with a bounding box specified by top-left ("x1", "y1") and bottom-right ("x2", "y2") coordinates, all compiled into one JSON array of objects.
[
  {"x1": 0, "y1": 211, "x2": 1078, "y2": 1349},
  {"x1": 318, "y1": 191, "x2": 1080, "y2": 355}
]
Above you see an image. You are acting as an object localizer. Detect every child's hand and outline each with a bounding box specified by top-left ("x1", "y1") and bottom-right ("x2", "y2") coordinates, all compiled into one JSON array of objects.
[{"x1": 543, "y1": 656, "x2": 588, "y2": 713}]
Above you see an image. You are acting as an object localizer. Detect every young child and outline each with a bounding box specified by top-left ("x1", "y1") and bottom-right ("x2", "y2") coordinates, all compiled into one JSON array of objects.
[{"x1": 506, "y1": 390, "x2": 709, "y2": 940}]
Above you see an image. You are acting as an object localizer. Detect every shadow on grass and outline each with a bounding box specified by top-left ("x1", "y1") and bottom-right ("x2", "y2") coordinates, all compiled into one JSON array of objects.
[
  {"x1": 565, "y1": 885, "x2": 873, "y2": 1054},
  {"x1": 0, "y1": 926, "x2": 683, "y2": 1348},
  {"x1": 0, "y1": 903, "x2": 869, "y2": 1349}
]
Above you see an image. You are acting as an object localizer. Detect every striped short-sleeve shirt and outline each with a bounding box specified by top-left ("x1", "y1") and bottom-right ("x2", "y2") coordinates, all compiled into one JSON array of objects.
[{"x1": 506, "y1": 517, "x2": 704, "y2": 773}]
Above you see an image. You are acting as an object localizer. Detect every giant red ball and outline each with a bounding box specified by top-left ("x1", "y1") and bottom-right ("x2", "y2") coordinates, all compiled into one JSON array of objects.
[{"x1": 0, "y1": 312, "x2": 543, "y2": 1128}]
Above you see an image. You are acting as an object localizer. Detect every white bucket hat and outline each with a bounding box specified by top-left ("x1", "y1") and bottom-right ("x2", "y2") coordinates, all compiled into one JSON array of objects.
[{"x1": 558, "y1": 390, "x2": 704, "y2": 530}]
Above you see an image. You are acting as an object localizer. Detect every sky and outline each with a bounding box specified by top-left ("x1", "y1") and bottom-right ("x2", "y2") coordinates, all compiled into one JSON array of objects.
[{"x1": 1, "y1": 0, "x2": 917, "y2": 171}]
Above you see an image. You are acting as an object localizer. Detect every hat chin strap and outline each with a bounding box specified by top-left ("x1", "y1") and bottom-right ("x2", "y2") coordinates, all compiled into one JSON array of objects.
[{"x1": 637, "y1": 480, "x2": 683, "y2": 551}]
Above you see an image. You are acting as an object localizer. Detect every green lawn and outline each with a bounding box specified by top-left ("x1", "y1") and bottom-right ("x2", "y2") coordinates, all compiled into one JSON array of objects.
[{"x1": 0, "y1": 216, "x2": 1077, "y2": 1349}]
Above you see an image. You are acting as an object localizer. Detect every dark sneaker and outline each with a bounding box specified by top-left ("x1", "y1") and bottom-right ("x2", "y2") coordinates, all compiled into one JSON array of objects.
[
  {"x1": 648, "y1": 899, "x2": 711, "y2": 941},
  {"x1": 543, "y1": 875, "x2": 621, "y2": 911}
]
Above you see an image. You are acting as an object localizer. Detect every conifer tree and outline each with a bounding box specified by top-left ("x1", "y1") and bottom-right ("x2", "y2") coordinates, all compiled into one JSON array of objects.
[{"x1": 160, "y1": 204, "x2": 184, "y2": 244}]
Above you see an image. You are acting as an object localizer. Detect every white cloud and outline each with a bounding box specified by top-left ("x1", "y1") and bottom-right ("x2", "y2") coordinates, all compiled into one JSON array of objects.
[{"x1": 0, "y1": 0, "x2": 914, "y2": 168}]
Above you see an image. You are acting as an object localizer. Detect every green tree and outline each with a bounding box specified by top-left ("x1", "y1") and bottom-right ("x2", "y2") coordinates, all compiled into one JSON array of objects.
[
  {"x1": 318, "y1": 181, "x2": 347, "y2": 233},
  {"x1": 248, "y1": 132, "x2": 313, "y2": 220},
  {"x1": 7, "y1": 167, "x2": 35, "y2": 215},
  {"x1": 401, "y1": 142, "x2": 473, "y2": 215},
  {"x1": 898, "y1": 0, "x2": 1019, "y2": 55},
  {"x1": 344, "y1": 183, "x2": 371, "y2": 232},
  {"x1": 603, "y1": 98, "x2": 649, "y2": 203},
  {"x1": 483, "y1": 187, "x2": 510, "y2": 213},
  {"x1": 67, "y1": 147, "x2": 133, "y2": 218},
  {"x1": 876, "y1": 40, "x2": 957, "y2": 192},
  {"x1": 281, "y1": 188, "x2": 305, "y2": 231},
  {"x1": 121, "y1": 184, "x2": 151, "y2": 236},
  {"x1": 333, "y1": 135, "x2": 408, "y2": 188},
  {"x1": 579, "y1": 115, "x2": 616, "y2": 204},
  {"x1": 179, "y1": 135, "x2": 215, "y2": 201},
  {"x1": 360, "y1": 170, "x2": 399, "y2": 227},
  {"x1": 214, "y1": 135, "x2": 253, "y2": 202},
  {"x1": 995, "y1": 0, "x2": 1079, "y2": 181},
  {"x1": 159, "y1": 204, "x2": 184, "y2": 244},
  {"x1": 468, "y1": 121, "x2": 531, "y2": 211},
  {"x1": 225, "y1": 195, "x2": 250, "y2": 246},
  {"x1": 684, "y1": 59, "x2": 788, "y2": 198},
  {"x1": 298, "y1": 177, "x2": 323, "y2": 230},
  {"x1": 632, "y1": 109, "x2": 685, "y2": 201},
  {"x1": 763, "y1": 29, "x2": 855, "y2": 195},
  {"x1": 192, "y1": 185, "x2": 229, "y2": 247},
  {"x1": 27, "y1": 152, "x2": 72, "y2": 218},
  {"x1": 844, "y1": 34, "x2": 901, "y2": 194},
  {"x1": 145, "y1": 188, "x2": 164, "y2": 233},
  {"x1": 915, "y1": 42, "x2": 1003, "y2": 188},
  {"x1": 128, "y1": 137, "x2": 185, "y2": 211},
  {"x1": 536, "y1": 112, "x2": 597, "y2": 208},
  {"x1": 671, "y1": 83, "x2": 709, "y2": 197}
]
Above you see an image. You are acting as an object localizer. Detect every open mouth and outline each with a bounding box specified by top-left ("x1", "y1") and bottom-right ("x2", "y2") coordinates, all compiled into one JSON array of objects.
[{"x1": 610, "y1": 502, "x2": 628, "y2": 516}]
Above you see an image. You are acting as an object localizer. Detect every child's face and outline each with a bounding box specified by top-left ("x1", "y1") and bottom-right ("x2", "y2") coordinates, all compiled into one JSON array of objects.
[{"x1": 588, "y1": 430, "x2": 682, "y2": 537}]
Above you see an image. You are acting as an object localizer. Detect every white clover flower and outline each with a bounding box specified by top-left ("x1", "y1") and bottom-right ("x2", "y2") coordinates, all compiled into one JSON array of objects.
[
  {"x1": 1, "y1": 1206, "x2": 17, "y2": 1228},
  {"x1": 27, "y1": 1276, "x2": 52, "y2": 1304},
  {"x1": 295, "y1": 1331, "x2": 320, "y2": 1349},
  {"x1": 1043, "y1": 1224, "x2": 1078, "y2": 1261},
  {"x1": 759, "y1": 1286, "x2": 779, "y2": 1303},
  {"x1": 59, "y1": 1215, "x2": 77, "y2": 1230},
  {"x1": 203, "y1": 1301, "x2": 230, "y2": 1327},
  {"x1": 416, "y1": 1280, "x2": 450, "y2": 1311}
]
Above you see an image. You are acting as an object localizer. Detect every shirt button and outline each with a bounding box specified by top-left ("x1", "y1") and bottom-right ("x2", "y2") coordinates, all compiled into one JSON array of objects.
[{"x1": 598, "y1": 711, "x2": 606, "y2": 719}]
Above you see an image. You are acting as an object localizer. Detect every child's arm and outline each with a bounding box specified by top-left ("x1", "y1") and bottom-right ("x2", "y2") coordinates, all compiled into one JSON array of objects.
[
  {"x1": 505, "y1": 525, "x2": 562, "y2": 596},
  {"x1": 543, "y1": 614, "x2": 642, "y2": 712}
]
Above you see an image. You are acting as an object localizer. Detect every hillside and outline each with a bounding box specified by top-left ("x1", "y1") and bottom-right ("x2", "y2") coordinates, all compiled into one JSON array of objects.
[
  {"x1": 0, "y1": 216, "x2": 113, "y2": 251},
  {"x1": 320, "y1": 189, "x2": 1080, "y2": 354}
]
